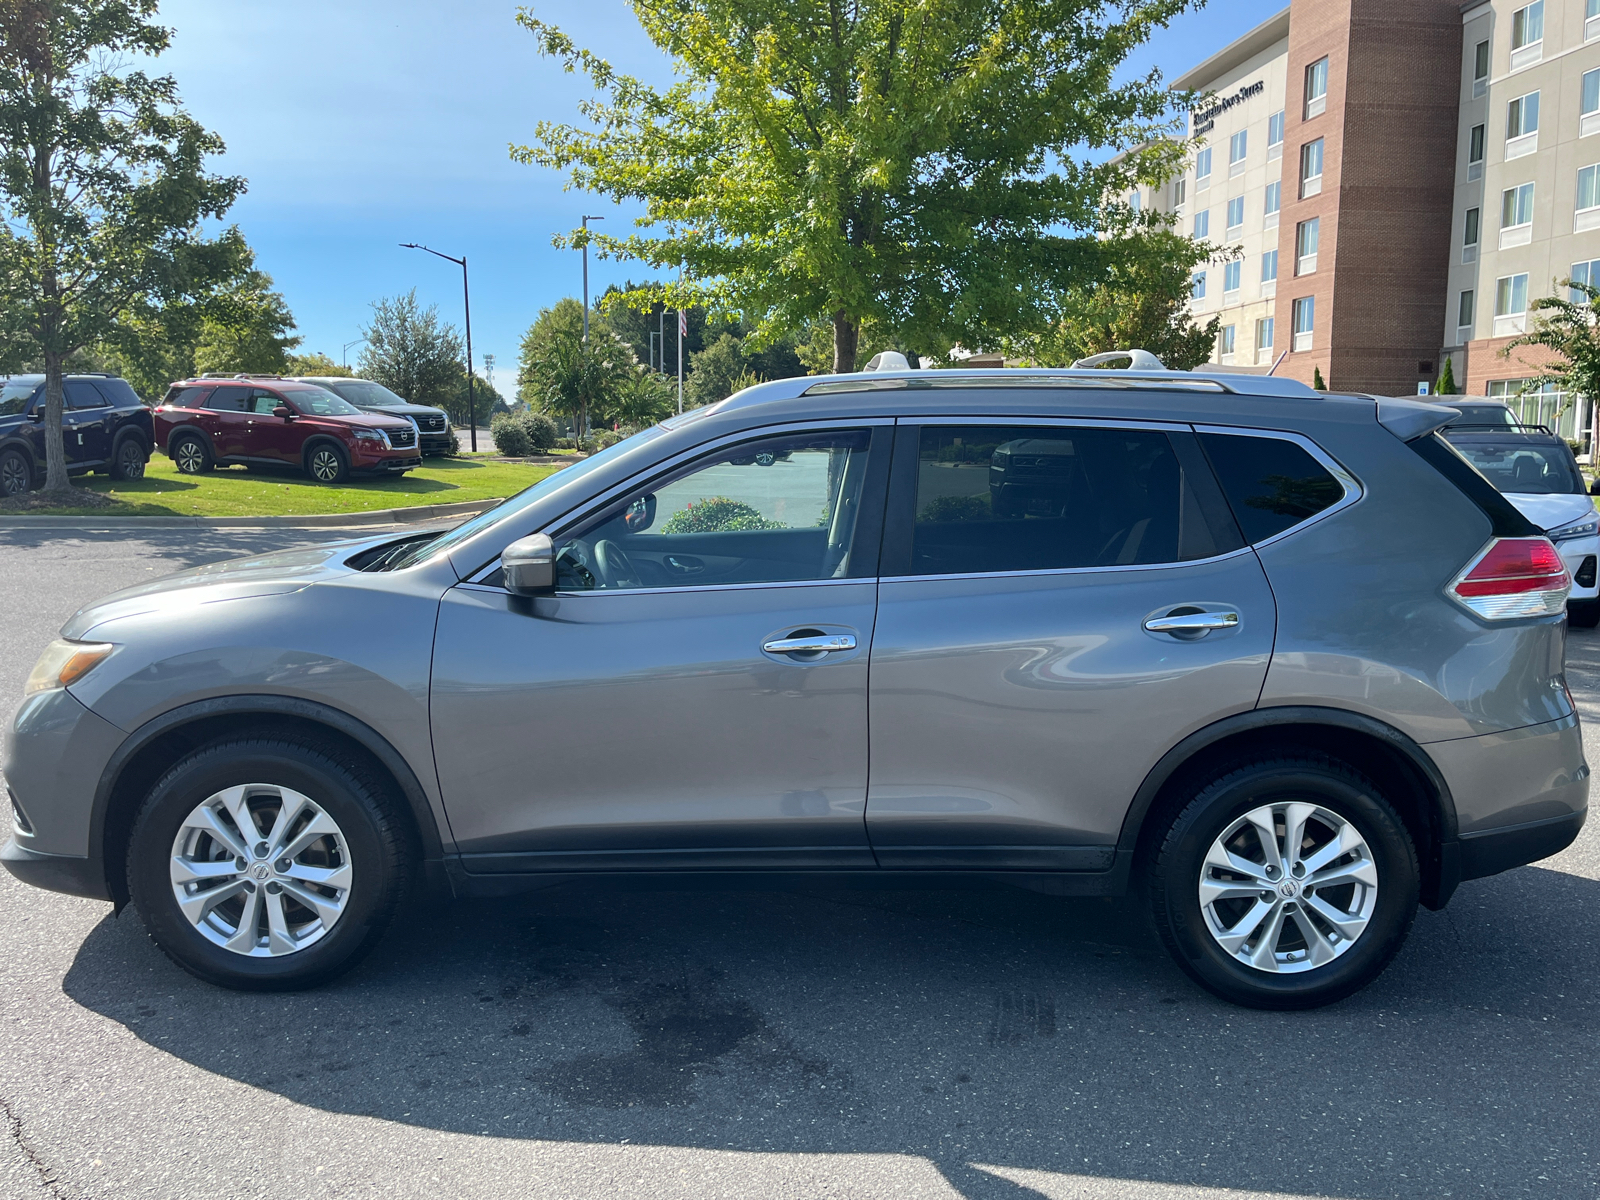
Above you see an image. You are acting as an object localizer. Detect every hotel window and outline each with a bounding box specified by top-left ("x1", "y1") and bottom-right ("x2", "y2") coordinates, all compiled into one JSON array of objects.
[
  {"x1": 1172, "y1": 176, "x2": 1187, "y2": 208},
  {"x1": 1223, "y1": 259, "x2": 1242, "y2": 297},
  {"x1": 1268, "y1": 111, "x2": 1285, "y2": 160},
  {"x1": 1196, "y1": 147, "x2": 1212, "y2": 186},
  {"x1": 1473, "y1": 40, "x2": 1490, "y2": 98},
  {"x1": 1583, "y1": 69, "x2": 1600, "y2": 138},
  {"x1": 1192, "y1": 272, "x2": 1207, "y2": 300},
  {"x1": 1500, "y1": 181, "x2": 1533, "y2": 248},
  {"x1": 1506, "y1": 92, "x2": 1539, "y2": 159},
  {"x1": 1292, "y1": 297, "x2": 1315, "y2": 352},
  {"x1": 1193, "y1": 209, "x2": 1210, "y2": 239},
  {"x1": 1226, "y1": 195, "x2": 1245, "y2": 234},
  {"x1": 1589, "y1": 0, "x2": 1600, "y2": 43},
  {"x1": 1129, "y1": 189, "x2": 1141, "y2": 213},
  {"x1": 1510, "y1": 2, "x2": 1543, "y2": 71},
  {"x1": 1468, "y1": 123, "x2": 1486, "y2": 181},
  {"x1": 1578, "y1": 165, "x2": 1600, "y2": 232},
  {"x1": 1569, "y1": 259, "x2": 1600, "y2": 302},
  {"x1": 1261, "y1": 249, "x2": 1278, "y2": 284},
  {"x1": 1218, "y1": 324, "x2": 1236, "y2": 364},
  {"x1": 1255, "y1": 317, "x2": 1275, "y2": 364},
  {"x1": 1264, "y1": 180, "x2": 1281, "y2": 228},
  {"x1": 1462, "y1": 205, "x2": 1480, "y2": 263},
  {"x1": 1295, "y1": 217, "x2": 1320, "y2": 275},
  {"x1": 1458, "y1": 289, "x2": 1475, "y2": 333},
  {"x1": 1305, "y1": 57, "x2": 1329, "y2": 119},
  {"x1": 1300, "y1": 138, "x2": 1324, "y2": 199},
  {"x1": 1494, "y1": 273, "x2": 1529, "y2": 336},
  {"x1": 1229, "y1": 130, "x2": 1248, "y2": 177}
]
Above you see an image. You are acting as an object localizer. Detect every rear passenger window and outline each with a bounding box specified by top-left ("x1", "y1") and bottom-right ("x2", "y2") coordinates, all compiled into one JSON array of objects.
[
  {"x1": 205, "y1": 386, "x2": 251, "y2": 411},
  {"x1": 1199, "y1": 432, "x2": 1345, "y2": 543},
  {"x1": 64, "y1": 381, "x2": 109, "y2": 409},
  {"x1": 164, "y1": 386, "x2": 212, "y2": 408},
  {"x1": 910, "y1": 425, "x2": 1226, "y2": 575}
]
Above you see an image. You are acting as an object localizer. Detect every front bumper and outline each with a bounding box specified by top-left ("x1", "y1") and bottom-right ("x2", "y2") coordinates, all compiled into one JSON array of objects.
[
  {"x1": 419, "y1": 433, "x2": 453, "y2": 455},
  {"x1": 0, "y1": 838, "x2": 106, "y2": 900},
  {"x1": 1555, "y1": 534, "x2": 1599, "y2": 600},
  {"x1": 353, "y1": 453, "x2": 423, "y2": 473}
]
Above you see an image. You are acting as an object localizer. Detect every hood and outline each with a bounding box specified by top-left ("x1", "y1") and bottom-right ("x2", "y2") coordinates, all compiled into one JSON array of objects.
[
  {"x1": 351, "y1": 402, "x2": 446, "y2": 420},
  {"x1": 1502, "y1": 492, "x2": 1598, "y2": 532},
  {"x1": 59, "y1": 533, "x2": 409, "y2": 638},
  {"x1": 311, "y1": 411, "x2": 415, "y2": 431}
]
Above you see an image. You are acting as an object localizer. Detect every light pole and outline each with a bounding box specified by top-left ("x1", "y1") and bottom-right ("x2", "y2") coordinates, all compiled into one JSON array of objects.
[
  {"x1": 400, "y1": 242, "x2": 477, "y2": 452},
  {"x1": 581, "y1": 215, "x2": 604, "y2": 344},
  {"x1": 341, "y1": 337, "x2": 364, "y2": 369}
]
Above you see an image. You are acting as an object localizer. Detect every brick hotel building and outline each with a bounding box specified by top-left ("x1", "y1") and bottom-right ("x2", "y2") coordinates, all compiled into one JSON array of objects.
[{"x1": 1143, "y1": 0, "x2": 1600, "y2": 444}]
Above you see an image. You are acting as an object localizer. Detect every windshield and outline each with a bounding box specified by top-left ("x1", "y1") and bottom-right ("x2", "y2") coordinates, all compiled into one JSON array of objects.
[
  {"x1": 380, "y1": 425, "x2": 669, "y2": 571},
  {"x1": 1447, "y1": 438, "x2": 1586, "y2": 495},
  {"x1": 0, "y1": 380, "x2": 37, "y2": 416},
  {"x1": 1444, "y1": 404, "x2": 1516, "y2": 427},
  {"x1": 328, "y1": 380, "x2": 411, "y2": 408},
  {"x1": 285, "y1": 387, "x2": 364, "y2": 417}
]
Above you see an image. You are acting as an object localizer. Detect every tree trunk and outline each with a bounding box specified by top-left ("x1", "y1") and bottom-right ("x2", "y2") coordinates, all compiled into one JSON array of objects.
[
  {"x1": 41, "y1": 347, "x2": 70, "y2": 493},
  {"x1": 832, "y1": 312, "x2": 859, "y2": 374}
]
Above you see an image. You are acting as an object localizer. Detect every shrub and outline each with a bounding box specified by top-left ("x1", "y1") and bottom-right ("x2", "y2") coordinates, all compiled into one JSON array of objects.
[
  {"x1": 490, "y1": 411, "x2": 533, "y2": 457},
  {"x1": 522, "y1": 411, "x2": 557, "y2": 452},
  {"x1": 919, "y1": 493, "x2": 991, "y2": 522},
  {"x1": 661, "y1": 496, "x2": 783, "y2": 533}
]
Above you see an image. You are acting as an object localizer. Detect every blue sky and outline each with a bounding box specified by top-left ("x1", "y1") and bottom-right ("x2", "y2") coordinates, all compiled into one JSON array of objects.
[{"x1": 156, "y1": 0, "x2": 1287, "y2": 392}]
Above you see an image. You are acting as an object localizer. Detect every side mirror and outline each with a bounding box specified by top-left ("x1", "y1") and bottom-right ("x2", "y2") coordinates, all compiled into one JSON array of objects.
[
  {"x1": 272, "y1": 405, "x2": 294, "y2": 420},
  {"x1": 623, "y1": 493, "x2": 657, "y2": 533},
  {"x1": 1590, "y1": 477, "x2": 1600, "y2": 497},
  {"x1": 502, "y1": 533, "x2": 556, "y2": 595}
]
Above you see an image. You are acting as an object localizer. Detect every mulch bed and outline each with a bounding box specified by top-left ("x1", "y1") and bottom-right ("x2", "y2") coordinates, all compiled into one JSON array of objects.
[{"x1": 0, "y1": 487, "x2": 122, "y2": 513}]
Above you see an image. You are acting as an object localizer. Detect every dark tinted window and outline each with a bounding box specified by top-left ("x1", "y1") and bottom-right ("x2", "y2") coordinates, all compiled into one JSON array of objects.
[
  {"x1": 64, "y1": 381, "x2": 108, "y2": 409},
  {"x1": 910, "y1": 425, "x2": 1191, "y2": 575},
  {"x1": 1199, "y1": 433, "x2": 1344, "y2": 543},
  {"x1": 1445, "y1": 436, "x2": 1585, "y2": 496},
  {"x1": 205, "y1": 386, "x2": 252, "y2": 411},
  {"x1": 165, "y1": 385, "x2": 212, "y2": 408}
]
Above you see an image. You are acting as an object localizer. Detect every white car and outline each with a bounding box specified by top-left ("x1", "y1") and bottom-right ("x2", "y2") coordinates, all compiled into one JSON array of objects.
[{"x1": 1445, "y1": 427, "x2": 1600, "y2": 626}]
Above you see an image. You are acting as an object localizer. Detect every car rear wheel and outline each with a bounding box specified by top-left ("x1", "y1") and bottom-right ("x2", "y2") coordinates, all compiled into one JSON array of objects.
[
  {"x1": 171, "y1": 432, "x2": 212, "y2": 474},
  {"x1": 306, "y1": 443, "x2": 349, "y2": 484},
  {"x1": 109, "y1": 435, "x2": 146, "y2": 481},
  {"x1": 1568, "y1": 599, "x2": 1600, "y2": 629},
  {"x1": 0, "y1": 447, "x2": 33, "y2": 497},
  {"x1": 126, "y1": 736, "x2": 414, "y2": 991},
  {"x1": 1147, "y1": 755, "x2": 1419, "y2": 1010}
]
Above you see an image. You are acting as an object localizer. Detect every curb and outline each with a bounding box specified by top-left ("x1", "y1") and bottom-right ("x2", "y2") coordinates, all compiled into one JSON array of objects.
[{"x1": 0, "y1": 497, "x2": 505, "y2": 531}]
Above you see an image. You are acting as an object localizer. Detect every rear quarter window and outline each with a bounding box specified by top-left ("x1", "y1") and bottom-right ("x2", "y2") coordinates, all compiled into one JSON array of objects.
[{"x1": 1199, "y1": 432, "x2": 1346, "y2": 543}]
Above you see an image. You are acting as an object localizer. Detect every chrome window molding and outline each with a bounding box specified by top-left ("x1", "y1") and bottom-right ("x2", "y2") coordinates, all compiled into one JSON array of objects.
[
  {"x1": 459, "y1": 575, "x2": 873, "y2": 599},
  {"x1": 1191, "y1": 423, "x2": 1363, "y2": 550}
]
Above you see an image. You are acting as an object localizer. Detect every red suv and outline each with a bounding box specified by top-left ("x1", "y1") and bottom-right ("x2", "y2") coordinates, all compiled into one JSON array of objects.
[{"x1": 154, "y1": 377, "x2": 422, "y2": 483}]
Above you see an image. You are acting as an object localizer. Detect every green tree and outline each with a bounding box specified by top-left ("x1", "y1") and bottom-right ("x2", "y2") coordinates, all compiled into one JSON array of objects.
[
  {"x1": 1313, "y1": 366, "x2": 1327, "y2": 391},
  {"x1": 0, "y1": 0, "x2": 245, "y2": 491},
  {"x1": 516, "y1": 298, "x2": 591, "y2": 406},
  {"x1": 685, "y1": 332, "x2": 751, "y2": 407},
  {"x1": 1435, "y1": 356, "x2": 1457, "y2": 395},
  {"x1": 1019, "y1": 232, "x2": 1219, "y2": 370},
  {"x1": 285, "y1": 352, "x2": 353, "y2": 377},
  {"x1": 525, "y1": 327, "x2": 635, "y2": 436},
  {"x1": 515, "y1": 0, "x2": 1194, "y2": 372},
  {"x1": 1503, "y1": 282, "x2": 1600, "y2": 416},
  {"x1": 358, "y1": 290, "x2": 463, "y2": 407},
  {"x1": 192, "y1": 267, "x2": 301, "y2": 376},
  {"x1": 612, "y1": 363, "x2": 677, "y2": 426}
]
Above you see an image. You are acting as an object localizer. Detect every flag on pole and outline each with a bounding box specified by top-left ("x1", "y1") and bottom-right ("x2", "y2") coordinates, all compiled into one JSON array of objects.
[{"x1": 679, "y1": 309, "x2": 688, "y2": 338}]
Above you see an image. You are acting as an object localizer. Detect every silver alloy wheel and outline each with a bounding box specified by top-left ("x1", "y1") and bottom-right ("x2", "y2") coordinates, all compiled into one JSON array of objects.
[
  {"x1": 1198, "y1": 801, "x2": 1379, "y2": 973},
  {"x1": 117, "y1": 441, "x2": 145, "y2": 479},
  {"x1": 310, "y1": 447, "x2": 342, "y2": 482},
  {"x1": 174, "y1": 438, "x2": 205, "y2": 473},
  {"x1": 168, "y1": 784, "x2": 353, "y2": 957}
]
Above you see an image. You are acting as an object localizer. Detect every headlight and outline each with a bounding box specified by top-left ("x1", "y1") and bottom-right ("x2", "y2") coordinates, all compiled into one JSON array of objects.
[
  {"x1": 1549, "y1": 515, "x2": 1600, "y2": 543},
  {"x1": 353, "y1": 428, "x2": 387, "y2": 446},
  {"x1": 24, "y1": 640, "x2": 114, "y2": 697}
]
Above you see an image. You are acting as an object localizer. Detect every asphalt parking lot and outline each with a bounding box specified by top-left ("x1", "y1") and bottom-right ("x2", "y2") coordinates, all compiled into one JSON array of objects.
[{"x1": 2, "y1": 527, "x2": 1599, "y2": 1200}]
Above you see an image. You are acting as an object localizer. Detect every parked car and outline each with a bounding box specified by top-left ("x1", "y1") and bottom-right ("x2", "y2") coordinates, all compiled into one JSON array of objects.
[
  {"x1": 290, "y1": 377, "x2": 454, "y2": 457},
  {"x1": 4, "y1": 362, "x2": 1587, "y2": 1009},
  {"x1": 1427, "y1": 398, "x2": 1517, "y2": 427},
  {"x1": 153, "y1": 376, "x2": 422, "y2": 484},
  {"x1": 1442, "y1": 420, "x2": 1600, "y2": 627},
  {"x1": 0, "y1": 373, "x2": 152, "y2": 497}
]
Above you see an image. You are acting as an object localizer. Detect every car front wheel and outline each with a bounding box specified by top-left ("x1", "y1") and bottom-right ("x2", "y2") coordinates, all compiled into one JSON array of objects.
[
  {"x1": 1147, "y1": 755, "x2": 1419, "y2": 1010},
  {"x1": 126, "y1": 736, "x2": 414, "y2": 990},
  {"x1": 306, "y1": 443, "x2": 349, "y2": 484},
  {"x1": 0, "y1": 447, "x2": 33, "y2": 496}
]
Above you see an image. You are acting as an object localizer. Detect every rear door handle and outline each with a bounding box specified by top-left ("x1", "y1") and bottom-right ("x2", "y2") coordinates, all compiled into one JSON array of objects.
[
  {"x1": 1144, "y1": 611, "x2": 1239, "y2": 634},
  {"x1": 762, "y1": 633, "x2": 857, "y2": 654}
]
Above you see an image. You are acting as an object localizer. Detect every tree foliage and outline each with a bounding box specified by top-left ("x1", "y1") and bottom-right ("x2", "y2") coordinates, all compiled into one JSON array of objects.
[
  {"x1": 1503, "y1": 282, "x2": 1600, "y2": 411},
  {"x1": 192, "y1": 266, "x2": 301, "y2": 376},
  {"x1": 0, "y1": 0, "x2": 244, "y2": 490},
  {"x1": 1436, "y1": 355, "x2": 1457, "y2": 396},
  {"x1": 685, "y1": 331, "x2": 750, "y2": 408},
  {"x1": 514, "y1": 0, "x2": 1196, "y2": 372},
  {"x1": 358, "y1": 289, "x2": 464, "y2": 408},
  {"x1": 285, "y1": 352, "x2": 353, "y2": 377}
]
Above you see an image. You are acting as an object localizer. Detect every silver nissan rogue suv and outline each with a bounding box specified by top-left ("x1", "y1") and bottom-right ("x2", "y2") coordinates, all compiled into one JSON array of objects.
[{"x1": 3, "y1": 365, "x2": 1588, "y2": 1009}]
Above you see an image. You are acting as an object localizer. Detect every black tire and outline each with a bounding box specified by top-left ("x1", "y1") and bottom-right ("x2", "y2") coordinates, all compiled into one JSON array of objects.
[
  {"x1": 109, "y1": 434, "x2": 146, "y2": 481},
  {"x1": 125, "y1": 736, "x2": 414, "y2": 991},
  {"x1": 1147, "y1": 755, "x2": 1419, "y2": 1010},
  {"x1": 306, "y1": 441, "x2": 349, "y2": 484},
  {"x1": 1569, "y1": 599, "x2": 1600, "y2": 629},
  {"x1": 0, "y1": 447, "x2": 33, "y2": 497},
  {"x1": 171, "y1": 432, "x2": 213, "y2": 474}
]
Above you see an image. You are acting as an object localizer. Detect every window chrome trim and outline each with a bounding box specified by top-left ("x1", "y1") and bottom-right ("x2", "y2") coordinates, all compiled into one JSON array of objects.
[
  {"x1": 456, "y1": 576, "x2": 872, "y2": 599},
  {"x1": 1191, "y1": 423, "x2": 1363, "y2": 550}
]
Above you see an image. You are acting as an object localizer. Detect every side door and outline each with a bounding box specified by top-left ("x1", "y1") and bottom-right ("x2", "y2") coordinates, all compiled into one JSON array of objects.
[
  {"x1": 201, "y1": 385, "x2": 253, "y2": 459},
  {"x1": 430, "y1": 424, "x2": 891, "y2": 873},
  {"x1": 63, "y1": 381, "x2": 114, "y2": 466},
  {"x1": 864, "y1": 419, "x2": 1278, "y2": 869},
  {"x1": 245, "y1": 388, "x2": 298, "y2": 462}
]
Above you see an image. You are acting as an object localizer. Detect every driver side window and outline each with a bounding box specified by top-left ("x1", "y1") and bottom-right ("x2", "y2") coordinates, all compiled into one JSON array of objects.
[{"x1": 556, "y1": 429, "x2": 876, "y2": 591}]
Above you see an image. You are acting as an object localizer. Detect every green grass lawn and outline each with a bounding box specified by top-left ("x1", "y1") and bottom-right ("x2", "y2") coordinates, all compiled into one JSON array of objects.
[{"x1": 12, "y1": 455, "x2": 563, "y2": 518}]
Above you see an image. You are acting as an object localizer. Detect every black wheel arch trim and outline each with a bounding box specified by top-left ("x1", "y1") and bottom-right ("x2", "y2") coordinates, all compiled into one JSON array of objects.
[
  {"x1": 1116, "y1": 704, "x2": 1461, "y2": 909},
  {"x1": 0, "y1": 436, "x2": 39, "y2": 468},
  {"x1": 90, "y1": 694, "x2": 452, "y2": 907},
  {"x1": 164, "y1": 423, "x2": 214, "y2": 457},
  {"x1": 303, "y1": 436, "x2": 348, "y2": 463},
  {"x1": 111, "y1": 426, "x2": 149, "y2": 455}
]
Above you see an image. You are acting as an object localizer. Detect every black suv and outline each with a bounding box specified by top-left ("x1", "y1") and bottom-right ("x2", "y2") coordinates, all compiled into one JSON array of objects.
[
  {"x1": 0, "y1": 374, "x2": 153, "y2": 497},
  {"x1": 289, "y1": 377, "x2": 454, "y2": 456}
]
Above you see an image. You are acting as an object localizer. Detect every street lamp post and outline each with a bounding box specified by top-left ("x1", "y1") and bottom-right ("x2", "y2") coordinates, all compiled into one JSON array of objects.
[
  {"x1": 341, "y1": 337, "x2": 364, "y2": 369},
  {"x1": 581, "y1": 215, "x2": 604, "y2": 344},
  {"x1": 400, "y1": 242, "x2": 477, "y2": 453}
]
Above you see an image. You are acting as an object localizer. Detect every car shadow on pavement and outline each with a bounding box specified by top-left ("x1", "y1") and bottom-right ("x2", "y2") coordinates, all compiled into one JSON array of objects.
[{"x1": 60, "y1": 861, "x2": 1600, "y2": 1199}]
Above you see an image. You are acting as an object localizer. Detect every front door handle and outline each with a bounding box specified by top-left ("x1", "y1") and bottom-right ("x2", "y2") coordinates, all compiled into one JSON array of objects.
[
  {"x1": 1143, "y1": 611, "x2": 1239, "y2": 635},
  {"x1": 762, "y1": 633, "x2": 857, "y2": 655}
]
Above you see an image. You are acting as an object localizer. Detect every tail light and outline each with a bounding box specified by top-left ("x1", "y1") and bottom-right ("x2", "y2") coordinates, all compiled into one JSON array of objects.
[{"x1": 1447, "y1": 537, "x2": 1571, "y2": 620}]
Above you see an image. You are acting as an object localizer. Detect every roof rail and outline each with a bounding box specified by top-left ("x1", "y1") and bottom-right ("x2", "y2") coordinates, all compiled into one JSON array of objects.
[
  {"x1": 1070, "y1": 349, "x2": 1166, "y2": 371},
  {"x1": 1448, "y1": 421, "x2": 1556, "y2": 435}
]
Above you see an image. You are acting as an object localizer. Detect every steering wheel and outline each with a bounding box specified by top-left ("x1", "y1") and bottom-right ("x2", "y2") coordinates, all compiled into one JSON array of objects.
[{"x1": 593, "y1": 539, "x2": 641, "y2": 589}]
